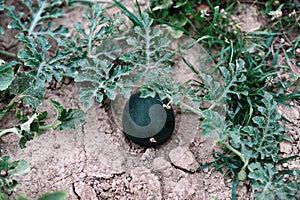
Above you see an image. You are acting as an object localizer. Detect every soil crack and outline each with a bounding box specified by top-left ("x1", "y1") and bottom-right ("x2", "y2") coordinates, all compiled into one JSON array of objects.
[
  {"x1": 170, "y1": 162, "x2": 196, "y2": 174},
  {"x1": 72, "y1": 182, "x2": 81, "y2": 200},
  {"x1": 80, "y1": 122, "x2": 88, "y2": 169}
]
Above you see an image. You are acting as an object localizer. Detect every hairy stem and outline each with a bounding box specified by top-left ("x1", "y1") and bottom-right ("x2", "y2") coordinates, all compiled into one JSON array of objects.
[
  {"x1": 218, "y1": 140, "x2": 248, "y2": 168},
  {"x1": 146, "y1": 28, "x2": 150, "y2": 67},
  {"x1": 180, "y1": 102, "x2": 204, "y2": 117}
]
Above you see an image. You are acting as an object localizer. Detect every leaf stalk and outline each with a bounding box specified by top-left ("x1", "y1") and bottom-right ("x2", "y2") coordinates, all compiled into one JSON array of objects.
[
  {"x1": 218, "y1": 139, "x2": 249, "y2": 170},
  {"x1": 0, "y1": 49, "x2": 17, "y2": 58},
  {"x1": 180, "y1": 101, "x2": 204, "y2": 117},
  {"x1": 0, "y1": 95, "x2": 20, "y2": 121}
]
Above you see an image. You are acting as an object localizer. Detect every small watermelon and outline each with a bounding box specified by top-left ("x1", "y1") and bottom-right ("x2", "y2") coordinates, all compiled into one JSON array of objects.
[{"x1": 122, "y1": 92, "x2": 175, "y2": 147}]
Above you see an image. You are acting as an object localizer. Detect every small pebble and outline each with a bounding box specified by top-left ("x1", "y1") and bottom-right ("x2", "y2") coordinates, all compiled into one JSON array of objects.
[
  {"x1": 282, "y1": 163, "x2": 288, "y2": 168},
  {"x1": 279, "y1": 141, "x2": 293, "y2": 154},
  {"x1": 293, "y1": 134, "x2": 298, "y2": 141},
  {"x1": 93, "y1": 165, "x2": 98, "y2": 171},
  {"x1": 137, "y1": 185, "x2": 143, "y2": 190},
  {"x1": 0, "y1": 170, "x2": 7, "y2": 176},
  {"x1": 53, "y1": 143, "x2": 60, "y2": 149}
]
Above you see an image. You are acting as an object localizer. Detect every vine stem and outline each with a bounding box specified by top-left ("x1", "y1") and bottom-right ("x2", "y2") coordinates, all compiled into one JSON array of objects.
[
  {"x1": 0, "y1": 49, "x2": 17, "y2": 58},
  {"x1": 0, "y1": 113, "x2": 58, "y2": 139},
  {"x1": 218, "y1": 140, "x2": 249, "y2": 169},
  {"x1": 180, "y1": 100, "x2": 249, "y2": 170},
  {"x1": 180, "y1": 102, "x2": 204, "y2": 117},
  {"x1": 0, "y1": 127, "x2": 18, "y2": 138},
  {"x1": 162, "y1": 93, "x2": 203, "y2": 117},
  {"x1": 39, "y1": 119, "x2": 59, "y2": 130},
  {"x1": 0, "y1": 95, "x2": 20, "y2": 121},
  {"x1": 39, "y1": 107, "x2": 61, "y2": 130}
]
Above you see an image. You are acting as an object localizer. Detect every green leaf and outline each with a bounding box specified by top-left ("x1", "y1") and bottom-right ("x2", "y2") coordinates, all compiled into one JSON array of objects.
[
  {"x1": 22, "y1": 86, "x2": 45, "y2": 109},
  {"x1": 0, "y1": 61, "x2": 18, "y2": 91},
  {"x1": 234, "y1": 126, "x2": 260, "y2": 160},
  {"x1": 248, "y1": 162, "x2": 300, "y2": 200},
  {"x1": 75, "y1": 58, "x2": 132, "y2": 109},
  {"x1": 294, "y1": 170, "x2": 300, "y2": 180},
  {"x1": 37, "y1": 190, "x2": 68, "y2": 200},
  {"x1": 152, "y1": 0, "x2": 173, "y2": 11},
  {"x1": 49, "y1": 100, "x2": 64, "y2": 116},
  {"x1": 16, "y1": 194, "x2": 30, "y2": 200},
  {"x1": 16, "y1": 113, "x2": 40, "y2": 148},
  {"x1": 219, "y1": 59, "x2": 248, "y2": 100},
  {"x1": 0, "y1": 60, "x2": 18, "y2": 72},
  {"x1": 16, "y1": 34, "x2": 72, "y2": 88},
  {"x1": 121, "y1": 12, "x2": 172, "y2": 79},
  {"x1": 57, "y1": 108, "x2": 86, "y2": 130},
  {"x1": 201, "y1": 59, "x2": 248, "y2": 111},
  {"x1": 197, "y1": 161, "x2": 214, "y2": 171},
  {"x1": 170, "y1": 13, "x2": 188, "y2": 27},
  {"x1": 35, "y1": 21, "x2": 70, "y2": 39},
  {"x1": 0, "y1": 155, "x2": 30, "y2": 192},
  {"x1": 201, "y1": 109, "x2": 226, "y2": 139},
  {"x1": 0, "y1": 193, "x2": 9, "y2": 200},
  {"x1": 1, "y1": 101, "x2": 85, "y2": 149},
  {"x1": 74, "y1": 3, "x2": 121, "y2": 58},
  {"x1": 174, "y1": 0, "x2": 187, "y2": 8},
  {"x1": 9, "y1": 72, "x2": 34, "y2": 94},
  {"x1": 9, "y1": 72, "x2": 45, "y2": 108},
  {"x1": 140, "y1": 73, "x2": 201, "y2": 108},
  {"x1": 6, "y1": 0, "x2": 68, "y2": 42},
  {"x1": 77, "y1": 87, "x2": 98, "y2": 109},
  {"x1": 7, "y1": 160, "x2": 30, "y2": 176},
  {"x1": 95, "y1": 39, "x2": 121, "y2": 60},
  {"x1": 200, "y1": 73, "x2": 223, "y2": 103},
  {"x1": 18, "y1": 130, "x2": 35, "y2": 149},
  {"x1": 277, "y1": 155, "x2": 300, "y2": 164},
  {"x1": 252, "y1": 92, "x2": 285, "y2": 162},
  {"x1": 0, "y1": 113, "x2": 42, "y2": 148},
  {"x1": 0, "y1": 0, "x2": 4, "y2": 10},
  {"x1": 168, "y1": 27, "x2": 184, "y2": 39},
  {"x1": 229, "y1": 92, "x2": 287, "y2": 163},
  {"x1": 50, "y1": 100, "x2": 86, "y2": 130},
  {"x1": 72, "y1": 3, "x2": 127, "y2": 109}
]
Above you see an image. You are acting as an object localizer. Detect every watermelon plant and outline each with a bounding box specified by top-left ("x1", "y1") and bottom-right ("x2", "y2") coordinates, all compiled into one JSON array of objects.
[
  {"x1": 0, "y1": 0, "x2": 86, "y2": 198},
  {"x1": 0, "y1": 0, "x2": 299, "y2": 199},
  {"x1": 117, "y1": 1, "x2": 300, "y2": 200}
]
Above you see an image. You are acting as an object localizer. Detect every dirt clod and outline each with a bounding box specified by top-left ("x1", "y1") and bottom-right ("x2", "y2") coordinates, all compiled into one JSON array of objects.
[
  {"x1": 280, "y1": 141, "x2": 293, "y2": 154},
  {"x1": 73, "y1": 181, "x2": 97, "y2": 200},
  {"x1": 168, "y1": 146, "x2": 199, "y2": 173}
]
